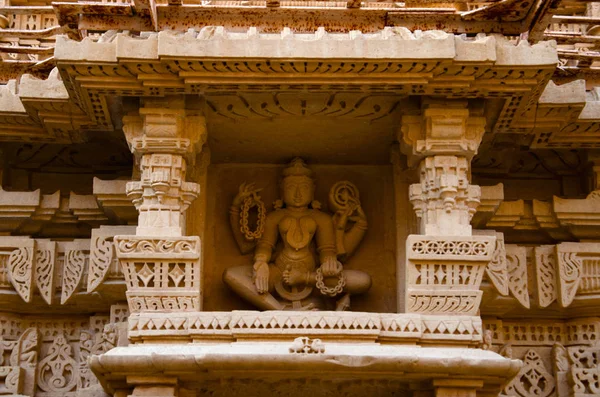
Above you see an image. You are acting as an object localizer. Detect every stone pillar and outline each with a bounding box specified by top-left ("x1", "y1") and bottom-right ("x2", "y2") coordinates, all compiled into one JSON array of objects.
[
  {"x1": 400, "y1": 99, "x2": 495, "y2": 316},
  {"x1": 114, "y1": 96, "x2": 207, "y2": 314}
]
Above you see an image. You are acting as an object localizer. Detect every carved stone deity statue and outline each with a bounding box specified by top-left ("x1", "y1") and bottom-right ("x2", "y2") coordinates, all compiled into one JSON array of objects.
[{"x1": 223, "y1": 158, "x2": 371, "y2": 311}]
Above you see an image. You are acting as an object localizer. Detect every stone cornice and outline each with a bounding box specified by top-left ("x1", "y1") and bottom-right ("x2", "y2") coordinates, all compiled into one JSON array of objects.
[{"x1": 0, "y1": 28, "x2": 598, "y2": 149}]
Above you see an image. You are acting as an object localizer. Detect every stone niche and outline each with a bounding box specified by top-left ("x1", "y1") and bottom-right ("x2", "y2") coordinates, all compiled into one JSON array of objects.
[{"x1": 197, "y1": 163, "x2": 398, "y2": 313}]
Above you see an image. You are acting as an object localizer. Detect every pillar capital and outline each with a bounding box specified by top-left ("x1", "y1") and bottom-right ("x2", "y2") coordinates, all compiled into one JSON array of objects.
[
  {"x1": 400, "y1": 99, "x2": 486, "y2": 167},
  {"x1": 121, "y1": 95, "x2": 206, "y2": 237},
  {"x1": 123, "y1": 96, "x2": 207, "y2": 163}
]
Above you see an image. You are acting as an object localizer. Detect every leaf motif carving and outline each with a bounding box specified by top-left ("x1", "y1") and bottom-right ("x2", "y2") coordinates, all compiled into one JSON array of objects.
[
  {"x1": 486, "y1": 238, "x2": 509, "y2": 296},
  {"x1": 557, "y1": 251, "x2": 581, "y2": 308},
  {"x1": 87, "y1": 236, "x2": 113, "y2": 293},
  {"x1": 61, "y1": 250, "x2": 86, "y2": 305},
  {"x1": 8, "y1": 247, "x2": 34, "y2": 303},
  {"x1": 35, "y1": 246, "x2": 56, "y2": 305},
  {"x1": 507, "y1": 246, "x2": 530, "y2": 309},
  {"x1": 37, "y1": 333, "x2": 78, "y2": 393}
]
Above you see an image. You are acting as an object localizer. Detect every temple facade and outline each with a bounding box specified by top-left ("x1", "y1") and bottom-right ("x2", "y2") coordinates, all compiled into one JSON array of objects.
[{"x1": 0, "y1": 0, "x2": 599, "y2": 396}]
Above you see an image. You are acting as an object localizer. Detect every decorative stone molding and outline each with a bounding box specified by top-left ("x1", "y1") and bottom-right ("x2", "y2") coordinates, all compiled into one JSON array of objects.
[
  {"x1": 127, "y1": 310, "x2": 482, "y2": 345},
  {"x1": 0, "y1": 308, "x2": 129, "y2": 396},
  {"x1": 114, "y1": 236, "x2": 201, "y2": 313},
  {"x1": 405, "y1": 235, "x2": 495, "y2": 316},
  {"x1": 0, "y1": 234, "x2": 128, "y2": 310}
]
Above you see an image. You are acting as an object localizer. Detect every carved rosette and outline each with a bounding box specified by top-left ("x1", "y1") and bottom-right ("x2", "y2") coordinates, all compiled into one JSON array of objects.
[
  {"x1": 405, "y1": 235, "x2": 495, "y2": 315},
  {"x1": 114, "y1": 236, "x2": 201, "y2": 313}
]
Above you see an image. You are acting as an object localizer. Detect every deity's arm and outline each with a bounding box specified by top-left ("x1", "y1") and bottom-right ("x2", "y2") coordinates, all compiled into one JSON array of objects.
[
  {"x1": 315, "y1": 212, "x2": 338, "y2": 263},
  {"x1": 254, "y1": 211, "x2": 281, "y2": 263},
  {"x1": 229, "y1": 205, "x2": 256, "y2": 255},
  {"x1": 342, "y1": 218, "x2": 368, "y2": 259}
]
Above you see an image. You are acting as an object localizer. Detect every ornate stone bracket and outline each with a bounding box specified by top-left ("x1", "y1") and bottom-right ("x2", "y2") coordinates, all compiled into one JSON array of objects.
[
  {"x1": 114, "y1": 236, "x2": 201, "y2": 313},
  {"x1": 405, "y1": 235, "x2": 495, "y2": 316}
]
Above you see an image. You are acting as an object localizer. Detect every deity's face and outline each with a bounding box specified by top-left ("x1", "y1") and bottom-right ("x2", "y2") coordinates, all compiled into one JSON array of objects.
[{"x1": 282, "y1": 175, "x2": 314, "y2": 208}]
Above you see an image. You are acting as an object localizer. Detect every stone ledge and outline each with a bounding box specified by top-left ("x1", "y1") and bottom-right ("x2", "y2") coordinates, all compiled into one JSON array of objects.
[
  {"x1": 128, "y1": 310, "x2": 483, "y2": 345},
  {"x1": 89, "y1": 342, "x2": 521, "y2": 396},
  {"x1": 54, "y1": 27, "x2": 557, "y2": 65}
]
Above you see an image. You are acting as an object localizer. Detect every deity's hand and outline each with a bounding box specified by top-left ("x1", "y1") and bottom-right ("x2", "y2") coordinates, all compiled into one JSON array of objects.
[
  {"x1": 348, "y1": 204, "x2": 367, "y2": 224},
  {"x1": 233, "y1": 182, "x2": 262, "y2": 208},
  {"x1": 253, "y1": 260, "x2": 269, "y2": 294},
  {"x1": 283, "y1": 265, "x2": 308, "y2": 287},
  {"x1": 320, "y1": 256, "x2": 342, "y2": 277}
]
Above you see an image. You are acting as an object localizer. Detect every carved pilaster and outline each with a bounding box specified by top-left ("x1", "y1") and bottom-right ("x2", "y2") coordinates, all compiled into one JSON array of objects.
[
  {"x1": 401, "y1": 100, "x2": 486, "y2": 237},
  {"x1": 401, "y1": 100, "x2": 492, "y2": 317},
  {"x1": 122, "y1": 96, "x2": 206, "y2": 237},
  {"x1": 117, "y1": 96, "x2": 206, "y2": 314}
]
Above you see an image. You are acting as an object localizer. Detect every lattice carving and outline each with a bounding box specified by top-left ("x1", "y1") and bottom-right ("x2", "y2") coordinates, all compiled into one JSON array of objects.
[
  {"x1": 0, "y1": 366, "x2": 21, "y2": 394},
  {"x1": 406, "y1": 235, "x2": 494, "y2": 316},
  {"x1": 535, "y1": 245, "x2": 557, "y2": 308},
  {"x1": 35, "y1": 242, "x2": 57, "y2": 305},
  {"x1": 114, "y1": 236, "x2": 201, "y2": 313},
  {"x1": 87, "y1": 233, "x2": 113, "y2": 293},
  {"x1": 60, "y1": 248, "x2": 87, "y2": 305},
  {"x1": 556, "y1": 250, "x2": 582, "y2": 308},
  {"x1": 36, "y1": 333, "x2": 78, "y2": 393},
  {"x1": 568, "y1": 346, "x2": 600, "y2": 395},
  {"x1": 8, "y1": 246, "x2": 34, "y2": 303},
  {"x1": 506, "y1": 245, "x2": 530, "y2": 309},
  {"x1": 486, "y1": 235, "x2": 509, "y2": 296},
  {"x1": 504, "y1": 350, "x2": 556, "y2": 397}
]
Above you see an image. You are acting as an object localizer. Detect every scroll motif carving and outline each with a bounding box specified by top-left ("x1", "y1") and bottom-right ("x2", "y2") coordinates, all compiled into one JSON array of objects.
[
  {"x1": 35, "y1": 242, "x2": 57, "y2": 305},
  {"x1": 116, "y1": 238, "x2": 198, "y2": 255},
  {"x1": 87, "y1": 235, "x2": 113, "y2": 293},
  {"x1": 8, "y1": 247, "x2": 34, "y2": 303},
  {"x1": 486, "y1": 237, "x2": 509, "y2": 296},
  {"x1": 0, "y1": 366, "x2": 21, "y2": 394},
  {"x1": 504, "y1": 350, "x2": 555, "y2": 397},
  {"x1": 568, "y1": 346, "x2": 600, "y2": 395},
  {"x1": 535, "y1": 246, "x2": 557, "y2": 308},
  {"x1": 37, "y1": 333, "x2": 78, "y2": 393},
  {"x1": 556, "y1": 251, "x2": 582, "y2": 308},
  {"x1": 506, "y1": 245, "x2": 530, "y2": 309},
  {"x1": 61, "y1": 249, "x2": 86, "y2": 305}
]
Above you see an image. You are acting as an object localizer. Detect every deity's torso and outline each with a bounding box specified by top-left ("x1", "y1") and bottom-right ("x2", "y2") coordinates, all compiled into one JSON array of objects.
[{"x1": 268, "y1": 208, "x2": 328, "y2": 272}]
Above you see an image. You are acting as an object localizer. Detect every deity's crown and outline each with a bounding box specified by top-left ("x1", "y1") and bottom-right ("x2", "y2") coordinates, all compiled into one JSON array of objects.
[{"x1": 282, "y1": 157, "x2": 313, "y2": 178}]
